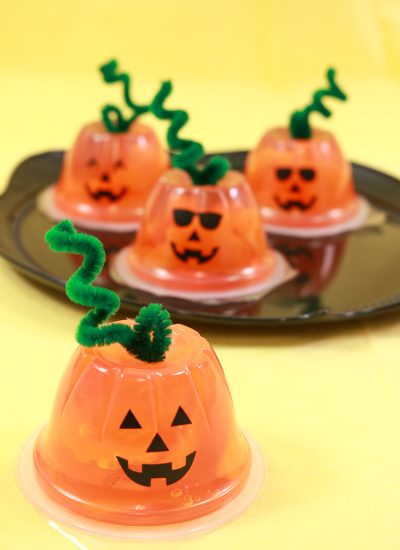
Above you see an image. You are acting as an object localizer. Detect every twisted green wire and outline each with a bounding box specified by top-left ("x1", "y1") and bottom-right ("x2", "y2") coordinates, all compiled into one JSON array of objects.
[
  {"x1": 150, "y1": 81, "x2": 230, "y2": 185},
  {"x1": 99, "y1": 59, "x2": 150, "y2": 132},
  {"x1": 45, "y1": 220, "x2": 172, "y2": 362},
  {"x1": 289, "y1": 68, "x2": 347, "y2": 139}
]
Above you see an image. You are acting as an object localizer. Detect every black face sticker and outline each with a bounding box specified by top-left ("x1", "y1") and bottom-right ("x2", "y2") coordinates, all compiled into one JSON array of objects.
[
  {"x1": 84, "y1": 158, "x2": 127, "y2": 202},
  {"x1": 274, "y1": 195, "x2": 317, "y2": 211},
  {"x1": 116, "y1": 452, "x2": 196, "y2": 487},
  {"x1": 299, "y1": 168, "x2": 315, "y2": 181},
  {"x1": 170, "y1": 243, "x2": 219, "y2": 264},
  {"x1": 274, "y1": 166, "x2": 317, "y2": 210},
  {"x1": 171, "y1": 406, "x2": 192, "y2": 426},
  {"x1": 171, "y1": 210, "x2": 222, "y2": 263},
  {"x1": 85, "y1": 184, "x2": 127, "y2": 202},
  {"x1": 116, "y1": 407, "x2": 195, "y2": 487},
  {"x1": 147, "y1": 433, "x2": 169, "y2": 453},
  {"x1": 173, "y1": 210, "x2": 222, "y2": 230},
  {"x1": 120, "y1": 409, "x2": 141, "y2": 429},
  {"x1": 276, "y1": 167, "x2": 316, "y2": 182},
  {"x1": 276, "y1": 168, "x2": 292, "y2": 180}
]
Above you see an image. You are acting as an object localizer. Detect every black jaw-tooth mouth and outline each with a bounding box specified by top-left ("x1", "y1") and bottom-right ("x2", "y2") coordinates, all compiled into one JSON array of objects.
[
  {"x1": 170, "y1": 242, "x2": 219, "y2": 264},
  {"x1": 85, "y1": 184, "x2": 127, "y2": 202},
  {"x1": 274, "y1": 195, "x2": 317, "y2": 211},
  {"x1": 116, "y1": 451, "x2": 196, "y2": 487}
]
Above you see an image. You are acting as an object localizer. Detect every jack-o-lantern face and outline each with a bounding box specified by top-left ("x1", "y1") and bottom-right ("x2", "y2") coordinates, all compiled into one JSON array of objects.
[
  {"x1": 33, "y1": 323, "x2": 251, "y2": 525},
  {"x1": 245, "y1": 127, "x2": 360, "y2": 231},
  {"x1": 273, "y1": 166, "x2": 317, "y2": 211},
  {"x1": 120, "y1": 169, "x2": 277, "y2": 295},
  {"x1": 83, "y1": 156, "x2": 128, "y2": 203},
  {"x1": 52, "y1": 121, "x2": 169, "y2": 228},
  {"x1": 170, "y1": 209, "x2": 222, "y2": 264},
  {"x1": 116, "y1": 406, "x2": 195, "y2": 486}
]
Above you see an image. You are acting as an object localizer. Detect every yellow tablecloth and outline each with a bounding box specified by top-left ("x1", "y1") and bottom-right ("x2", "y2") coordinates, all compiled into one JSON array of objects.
[{"x1": 1, "y1": 1, "x2": 400, "y2": 548}]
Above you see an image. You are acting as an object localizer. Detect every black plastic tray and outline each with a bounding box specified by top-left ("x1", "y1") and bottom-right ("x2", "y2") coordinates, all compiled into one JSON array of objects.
[{"x1": 1, "y1": 150, "x2": 400, "y2": 326}]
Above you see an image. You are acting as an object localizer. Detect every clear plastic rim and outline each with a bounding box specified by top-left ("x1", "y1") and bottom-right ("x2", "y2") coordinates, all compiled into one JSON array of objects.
[
  {"x1": 18, "y1": 428, "x2": 265, "y2": 541},
  {"x1": 37, "y1": 185, "x2": 141, "y2": 232},
  {"x1": 262, "y1": 196, "x2": 370, "y2": 238},
  {"x1": 110, "y1": 248, "x2": 295, "y2": 303}
]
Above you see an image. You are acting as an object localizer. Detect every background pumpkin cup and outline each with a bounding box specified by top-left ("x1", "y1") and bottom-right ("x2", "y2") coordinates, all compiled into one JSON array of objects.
[
  {"x1": 245, "y1": 68, "x2": 369, "y2": 237},
  {"x1": 38, "y1": 60, "x2": 169, "y2": 231},
  {"x1": 111, "y1": 169, "x2": 293, "y2": 302},
  {"x1": 111, "y1": 81, "x2": 293, "y2": 302}
]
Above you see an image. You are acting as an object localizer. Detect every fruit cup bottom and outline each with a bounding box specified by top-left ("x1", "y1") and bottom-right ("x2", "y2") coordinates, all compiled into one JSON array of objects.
[{"x1": 19, "y1": 429, "x2": 264, "y2": 541}]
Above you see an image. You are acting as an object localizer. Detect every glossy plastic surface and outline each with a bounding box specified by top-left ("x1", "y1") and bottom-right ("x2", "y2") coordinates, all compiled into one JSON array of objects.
[
  {"x1": 245, "y1": 127, "x2": 360, "y2": 230},
  {"x1": 122, "y1": 169, "x2": 277, "y2": 293},
  {"x1": 2, "y1": 150, "x2": 398, "y2": 325},
  {"x1": 34, "y1": 322, "x2": 251, "y2": 526},
  {"x1": 52, "y1": 121, "x2": 169, "y2": 227},
  {"x1": 269, "y1": 233, "x2": 348, "y2": 298}
]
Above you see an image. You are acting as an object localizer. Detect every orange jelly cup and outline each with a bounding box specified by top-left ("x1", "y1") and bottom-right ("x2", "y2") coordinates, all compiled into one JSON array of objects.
[
  {"x1": 40, "y1": 121, "x2": 169, "y2": 231},
  {"x1": 112, "y1": 169, "x2": 288, "y2": 301},
  {"x1": 33, "y1": 322, "x2": 254, "y2": 527},
  {"x1": 245, "y1": 127, "x2": 368, "y2": 236}
]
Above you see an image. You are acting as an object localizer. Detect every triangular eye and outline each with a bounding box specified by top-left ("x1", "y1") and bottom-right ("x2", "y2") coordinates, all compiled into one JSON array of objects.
[
  {"x1": 120, "y1": 410, "x2": 141, "y2": 429},
  {"x1": 171, "y1": 406, "x2": 191, "y2": 426}
]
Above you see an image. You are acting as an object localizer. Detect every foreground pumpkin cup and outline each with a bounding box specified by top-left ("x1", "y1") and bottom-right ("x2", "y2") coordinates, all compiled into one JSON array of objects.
[
  {"x1": 111, "y1": 168, "x2": 292, "y2": 302},
  {"x1": 245, "y1": 127, "x2": 368, "y2": 237},
  {"x1": 30, "y1": 321, "x2": 260, "y2": 528},
  {"x1": 39, "y1": 121, "x2": 169, "y2": 231}
]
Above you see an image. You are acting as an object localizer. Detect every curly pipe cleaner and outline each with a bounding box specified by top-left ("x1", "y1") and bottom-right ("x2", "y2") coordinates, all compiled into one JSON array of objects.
[
  {"x1": 99, "y1": 59, "x2": 150, "y2": 133},
  {"x1": 45, "y1": 220, "x2": 172, "y2": 362},
  {"x1": 150, "y1": 81, "x2": 230, "y2": 185},
  {"x1": 289, "y1": 68, "x2": 347, "y2": 139}
]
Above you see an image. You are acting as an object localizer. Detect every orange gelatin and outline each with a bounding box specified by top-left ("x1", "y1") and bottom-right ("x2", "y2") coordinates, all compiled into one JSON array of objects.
[
  {"x1": 34, "y1": 322, "x2": 251, "y2": 526},
  {"x1": 113, "y1": 169, "x2": 279, "y2": 298},
  {"x1": 51, "y1": 121, "x2": 169, "y2": 229},
  {"x1": 245, "y1": 127, "x2": 365, "y2": 234}
]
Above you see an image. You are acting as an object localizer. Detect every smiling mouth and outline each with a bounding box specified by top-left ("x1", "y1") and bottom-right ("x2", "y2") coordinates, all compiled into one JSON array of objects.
[
  {"x1": 85, "y1": 184, "x2": 127, "y2": 202},
  {"x1": 171, "y1": 243, "x2": 219, "y2": 264},
  {"x1": 116, "y1": 451, "x2": 196, "y2": 487},
  {"x1": 274, "y1": 195, "x2": 317, "y2": 211}
]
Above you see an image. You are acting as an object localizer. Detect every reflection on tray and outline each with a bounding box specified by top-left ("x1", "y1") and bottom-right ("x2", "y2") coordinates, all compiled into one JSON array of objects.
[{"x1": 269, "y1": 233, "x2": 347, "y2": 299}]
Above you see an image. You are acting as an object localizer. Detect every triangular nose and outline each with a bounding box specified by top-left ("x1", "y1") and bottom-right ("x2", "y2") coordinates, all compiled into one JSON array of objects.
[
  {"x1": 189, "y1": 230, "x2": 200, "y2": 242},
  {"x1": 146, "y1": 433, "x2": 169, "y2": 453}
]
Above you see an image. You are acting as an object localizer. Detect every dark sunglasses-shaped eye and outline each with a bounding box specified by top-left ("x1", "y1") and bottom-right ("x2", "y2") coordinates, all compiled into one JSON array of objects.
[
  {"x1": 173, "y1": 210, "x2": 222, "y2": 230},
  {"x1": 174, "y1": 209, "x2": 194, "y2": 227},
  {"x1": 199, "y1": 212, "x2": 222, "y2": 230},
  {"x1": 299, "y1": 168, "x2": 315, "y2": 181},
  {"x1": 276, "y1": 168, "x2": 292, "y2": 181}
]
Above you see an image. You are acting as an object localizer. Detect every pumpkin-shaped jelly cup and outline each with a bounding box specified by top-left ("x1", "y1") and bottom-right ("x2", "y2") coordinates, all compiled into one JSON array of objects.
[
  {"x1": 245, "y1": 127, "x2": 369, "y2": 237},
  {"x1": 38, "y1": 120, "x2": 169, "y2": 231},
  {"x1": 111, "y1": 169, "x2": 292, "y2": 302},
  {"x1": 20, "y1": 321, "x2": 263, "y2": 534}
]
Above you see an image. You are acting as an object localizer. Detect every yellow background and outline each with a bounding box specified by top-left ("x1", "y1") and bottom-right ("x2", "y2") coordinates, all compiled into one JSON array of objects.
[{"x1": 1, "y1": 0, "x2": 400, "y2": 548}]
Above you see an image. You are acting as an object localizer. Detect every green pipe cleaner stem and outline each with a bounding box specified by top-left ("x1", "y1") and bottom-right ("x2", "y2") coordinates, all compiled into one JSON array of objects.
[
  {"x1": 100, "y1": 59, "x2": 150, "y2": 133},
  {"x1": 45, "y1": 220, "x2": 172, "y2": 362},
  {"x1": 150, "y1": 81, "x2": 230, "y2": 185},
  {"x1": 289, "y1": 68, "x2": 347, "y2": 139}
]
